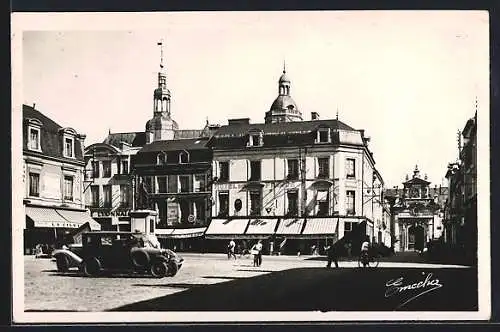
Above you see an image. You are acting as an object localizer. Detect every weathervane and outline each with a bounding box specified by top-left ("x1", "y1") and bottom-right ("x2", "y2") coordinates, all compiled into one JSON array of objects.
[{"x1": 157, "y1": 39, "x2": 164, "y2": 69}]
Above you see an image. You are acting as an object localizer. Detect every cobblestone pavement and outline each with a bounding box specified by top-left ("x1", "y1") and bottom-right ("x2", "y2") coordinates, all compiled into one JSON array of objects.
[{"x1": 23, "y1": 253, "x2": 469, "y2": 312}]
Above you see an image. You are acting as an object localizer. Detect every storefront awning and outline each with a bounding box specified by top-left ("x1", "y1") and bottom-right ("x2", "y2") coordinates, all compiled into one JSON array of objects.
[
  {"x1": 245, "y1": 219, "x2": 278, "y2": 235},
  {"x1": 56, "y1": 209, "x2": 101, "y2": 230},
  {"x1": 302, "y1": 218, "x2": 338, "y2": 235},
  {"x1": 26, "y1": 206, "x2": 101, "y2": 230},
  {"x1": 155, "y1": 227, "x2": 206, "y2": 239},
  {"x1": 204, "y1": 219, "x2": 249, "y2": 238},
  {"x1": 275, "y1": 218, "x2": 305, "y2": 235},
  {"x1": 26, "y1": 206, "x2": 81, "y2": 229}
]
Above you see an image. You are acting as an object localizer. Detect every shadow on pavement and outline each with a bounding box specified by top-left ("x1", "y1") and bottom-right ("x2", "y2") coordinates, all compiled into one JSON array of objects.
[
  {"x1": 304, "y1": 252, "x2": 428, "y2": 264},
  {"x1": 47, "y1": 271, "x2": 162, "y2": 279},
  {"x1": 202, "y1": 276, "x2": 248, "y2": 280},
  {"x1": 133, "y1": 283, "x2": 208, "y2": 289},
  {"x1": 25, "y1": 310, "x2": 78, "y2": 312},
  {"x1": 111, "y1": 267, "x2": 478, "y2": 312}
]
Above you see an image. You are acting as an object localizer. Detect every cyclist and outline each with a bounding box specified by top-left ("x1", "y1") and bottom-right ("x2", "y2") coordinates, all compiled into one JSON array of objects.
[{"x1": 360, "y1": 236, "x2": 370, "y2": 268}]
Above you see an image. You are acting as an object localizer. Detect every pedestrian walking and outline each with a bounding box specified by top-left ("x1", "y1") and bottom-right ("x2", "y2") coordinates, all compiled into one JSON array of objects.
[
  {"x1": 360, "y1": 236, "x2": 370, "y2": 267},
  {"x1": 324, "y1": 241, "x2": 339, "y2": 268},
  {"x1": 251, "y1": 240, "x2": 263, "y2": 266},
  {"x1": 227, "y1": 239, "x2": 237, "y2": 259},
  {"x1": 255, "y1": 240, "x2": 263, "y2": 266}
]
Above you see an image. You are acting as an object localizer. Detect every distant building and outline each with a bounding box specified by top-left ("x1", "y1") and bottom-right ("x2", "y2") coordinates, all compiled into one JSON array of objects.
[
  {"x1": 22, "y1": 105, "x2": 100, "y2": 254},
  {"x1": 384, "y1": 166, "x2": 447, "y2": 252},
  {"x1": 204, "y1": 67, "x2": 390, "y2": 254},
  {"x1": 443, "y1": 111, "x2": 477, "y2": 264}
]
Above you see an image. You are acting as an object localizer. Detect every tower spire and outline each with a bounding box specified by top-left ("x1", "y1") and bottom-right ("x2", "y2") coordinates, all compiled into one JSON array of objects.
[{"x1": 283, "y1": 59, "x2": 286, "y2": 74}]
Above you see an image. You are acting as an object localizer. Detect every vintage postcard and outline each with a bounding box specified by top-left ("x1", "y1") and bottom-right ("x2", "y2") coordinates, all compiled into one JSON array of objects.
[{"x1": 11, "y1": 11, "x2": 490, "y2": 323}]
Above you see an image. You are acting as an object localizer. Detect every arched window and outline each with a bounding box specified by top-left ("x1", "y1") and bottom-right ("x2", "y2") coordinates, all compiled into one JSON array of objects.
[
  {"x1": 179, "y1": 151, "x2": 190, "y2": 164},
  {"x1": 157, "y1": 152, "x2": 167, "y2": 165}
]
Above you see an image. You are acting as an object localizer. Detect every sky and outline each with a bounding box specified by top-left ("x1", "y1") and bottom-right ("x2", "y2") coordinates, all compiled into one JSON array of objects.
[{"x1": 19, "y1": 11, "x2": 489, "y2": 188}]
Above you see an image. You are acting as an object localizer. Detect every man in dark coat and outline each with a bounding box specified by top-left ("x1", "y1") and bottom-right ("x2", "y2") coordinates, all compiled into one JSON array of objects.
[{"x1": 324, "y1": 241, "x2": 339, "y2": 268}]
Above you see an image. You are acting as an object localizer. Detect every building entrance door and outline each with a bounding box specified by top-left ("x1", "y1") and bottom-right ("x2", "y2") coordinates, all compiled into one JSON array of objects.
[{"x1": 408, "y1": 225, "x2": 425, "y2": 251}]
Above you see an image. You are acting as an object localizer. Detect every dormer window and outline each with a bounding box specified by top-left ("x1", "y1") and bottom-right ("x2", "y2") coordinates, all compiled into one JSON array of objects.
[
  {"x1": 27, "y1": 118, "x2": 42, "y2": 152},
  {"x1": 179, "y1": 151, "x2": 190, "y2": 164},
  {"x1": 316, "y1": 127, "x2": 331, "y2": 143},
  {"x1": 60, "y1": 128, "x2": 77, "y2": 158},
  {"x1": 29, "y1": 128, "x2": 41, "y2": 151},
  {"x1": 247, "y1": 131, "x2": 264, "y2": 147},
  {"x1": 64, "y1": 137, "x2": 74, "y2": 158},
  {"x1": 157, "y1": 152, "x2": 167, "y2": 165}
]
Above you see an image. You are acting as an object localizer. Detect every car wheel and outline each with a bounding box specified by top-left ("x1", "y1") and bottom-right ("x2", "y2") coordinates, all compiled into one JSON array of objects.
[
  {"x1": 56, "y1": 255, "x2": 70, "y2": 272},
  {"x1": 167, "y1": 262, "x2": 179, "y2": 277},
  {"x1": 83, "y1": 257, "x2": 101, "y2": 277},
  {"x1": 131, "y1": 250, "x2": 150, "y2": 268},
  {"x1": 150, "y1": 261, "x2": 168, "y2": 278}
]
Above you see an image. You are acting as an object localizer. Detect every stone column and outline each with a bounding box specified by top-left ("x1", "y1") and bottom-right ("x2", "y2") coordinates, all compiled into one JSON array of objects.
[{"x1": 130, "y1": 209, "x2": 158, "y2": 235}]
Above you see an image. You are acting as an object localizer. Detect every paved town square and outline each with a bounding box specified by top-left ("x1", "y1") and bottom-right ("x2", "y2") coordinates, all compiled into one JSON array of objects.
[{"x1": 25, "y1": 253, "x2": 475, "y2": 312}]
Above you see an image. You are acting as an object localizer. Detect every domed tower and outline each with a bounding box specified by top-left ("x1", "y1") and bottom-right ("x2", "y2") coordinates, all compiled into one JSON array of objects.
[
  {"x1": 264, "y1": 62, "x2": 303, "y2": 124},
  {"x1": 145, "y1": 40, "x2": 178, "y2": 143}
]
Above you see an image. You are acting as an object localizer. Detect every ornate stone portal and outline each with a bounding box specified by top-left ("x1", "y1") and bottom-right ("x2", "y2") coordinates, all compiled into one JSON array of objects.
[{"x1": 392, "y1": 165, "x2": 445, "y2": 252}]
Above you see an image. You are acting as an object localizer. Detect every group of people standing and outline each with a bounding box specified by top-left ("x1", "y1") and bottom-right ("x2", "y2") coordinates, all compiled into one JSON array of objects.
[{"x1": 227, "y1": 239, "x2": 263, "y2": 267}]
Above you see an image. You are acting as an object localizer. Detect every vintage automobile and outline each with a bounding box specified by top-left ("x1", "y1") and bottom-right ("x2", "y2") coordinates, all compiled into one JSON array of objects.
[{"x1": 52, "y1": 231, "x2": 183, "y2": 278}]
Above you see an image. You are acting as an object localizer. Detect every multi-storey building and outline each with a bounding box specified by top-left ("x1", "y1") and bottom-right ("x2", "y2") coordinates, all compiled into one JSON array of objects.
[
  {"x1": 384, "y1": 166, "x2": 447, "y2": 252},
  {"x1": 204, "y1": 68, "x2": 389, "y2": 254},
  {"x1": 443, "y1": 111, "x2": 477, "y2": 264},
  {"x1": 133, "y1": 137, "x2": 213, "y2": 251},
  {"x1": 22, "y1": 105, "x2": 100, "y2": 254},
  {"x1": 84, "y1": 135, "x2": 143, "y2": 231}
]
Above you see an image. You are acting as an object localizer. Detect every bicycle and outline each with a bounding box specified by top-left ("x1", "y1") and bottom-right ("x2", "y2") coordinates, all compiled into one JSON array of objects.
[
  {"x1": 238, "y1": 248, "x2": 251, "y2": 259},
  {"x1": 357, "y1": 251, "x2": 380, "y2": 268}
]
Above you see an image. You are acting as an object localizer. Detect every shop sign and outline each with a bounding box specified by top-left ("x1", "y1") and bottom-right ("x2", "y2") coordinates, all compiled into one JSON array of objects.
[
  {"x1": 93, "y1": 209, "x2": 131, "y2": 218},
  {"x1": 216, "y1": 183, "x2": 243, "y2": 190},
  {"x1": 167, "y1": 202, "x2": 178, "y2": 225},
  {"x1": 34, "y1": 221, "x2": 80, "y2": 228}
]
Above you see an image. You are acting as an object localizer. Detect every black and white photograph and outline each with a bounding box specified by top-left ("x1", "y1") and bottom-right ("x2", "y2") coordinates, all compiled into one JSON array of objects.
[{"x1": 11, "y1": 10, "x2": 490, "y2": 323}]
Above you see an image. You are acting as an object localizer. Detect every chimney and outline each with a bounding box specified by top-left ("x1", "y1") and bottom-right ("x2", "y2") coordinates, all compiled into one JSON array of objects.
[
  {"x1": 311, "y1": 112, "x2": 320, "y2": 120},
  {"x1": 228, "y1": 118, "x2": 250, "y2": 126}
]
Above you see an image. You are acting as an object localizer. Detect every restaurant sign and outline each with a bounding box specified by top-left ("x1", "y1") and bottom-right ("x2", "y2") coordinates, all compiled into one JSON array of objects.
[{"x1": 92, "y1": 209, "x2": 131, "y2": 218}]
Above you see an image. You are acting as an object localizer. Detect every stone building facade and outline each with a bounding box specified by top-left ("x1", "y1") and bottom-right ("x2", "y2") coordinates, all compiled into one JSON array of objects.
[
  {"x1": 84, "y1": 139, "x2": 142, "y2": 231},
  {"x1": 204, "y1": 68, "x2": 389, "y2": 254},
  {"x1": 23, "y1": 105, "x2": 100, "y2": 254},
  {"x1": 385, "y1": 166, "x2": 447, "y2": 252},
  {"x1": 443, "y1": 111, "x2": 477, "y2": 264}
]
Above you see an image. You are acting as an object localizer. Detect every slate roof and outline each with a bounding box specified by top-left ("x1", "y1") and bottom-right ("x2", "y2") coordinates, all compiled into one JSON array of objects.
[
  {"x1": 102, "y1": 127, "x2": 214, "y2": 149},
  {"x1": 23, "y1": 104, "x2": 84, "y2": 161},
  {"x1": 403, "y1": 177, "x2": 431, "y2": 185},
  {"x1": 207, "y1": 119, "x2": 356, "y2": 149},
  {"x1": 174, "y1": 129, "x2": 204, "y2": 139},
  {"x1": 213, "y1": 119, "x2": 355, "y2": 137},
  {"x1": 102, "y1": 132, "x2": 146, "y2": 148},
  {"x1": 138, "y1": 137, "x2": 210, "y2": 153}
]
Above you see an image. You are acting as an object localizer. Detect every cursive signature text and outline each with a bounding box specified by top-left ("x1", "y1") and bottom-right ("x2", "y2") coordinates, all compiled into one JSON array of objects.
[{"x1": 385, "y1": 272, "x2": 443, "y2": 309}]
